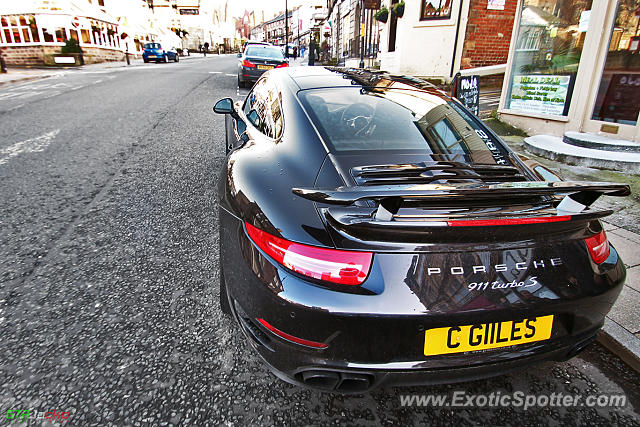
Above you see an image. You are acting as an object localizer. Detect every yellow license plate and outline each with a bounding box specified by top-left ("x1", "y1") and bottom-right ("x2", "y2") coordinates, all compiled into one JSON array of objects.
[
  {"x1": 257, "y1": 65, "x2": 274, "y2": 70},
  {"x1": 148, "y1": 55, "x2": 156, "y2": 58},
  {"x1": 424, "y1": 315, "x2": 553, "y2": 356}
]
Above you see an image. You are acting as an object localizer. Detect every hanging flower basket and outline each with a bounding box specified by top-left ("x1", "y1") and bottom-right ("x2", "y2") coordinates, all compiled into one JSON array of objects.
[
  {"x1": 392, "y1": 1, "x2": 405, "y2": 18},
  {"x1": 374, "y1": 7, "x2": 389, "y2": 23}
]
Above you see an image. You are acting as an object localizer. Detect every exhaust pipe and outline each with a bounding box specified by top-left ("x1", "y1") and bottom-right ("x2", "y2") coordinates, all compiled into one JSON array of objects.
[
  {"x1": 301, "y1": 370, "x2": 340, "y2": 390},
  {"x1": 336, "y1": 373, "x2": 372, "y2": 392}
]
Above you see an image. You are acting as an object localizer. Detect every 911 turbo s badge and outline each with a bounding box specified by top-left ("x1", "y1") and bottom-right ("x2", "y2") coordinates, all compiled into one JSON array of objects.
[{"x1": 425, "y1": 257, "x2": 563, "y2": 276}]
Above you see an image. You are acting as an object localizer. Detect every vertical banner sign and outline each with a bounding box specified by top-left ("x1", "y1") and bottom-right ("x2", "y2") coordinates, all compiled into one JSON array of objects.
[
  {"x1": 455, "y1": 75, "x2": 480, "y2": 116},
  {"x1": 509, "y1": 75, "x2": 570, "y2": 116}
]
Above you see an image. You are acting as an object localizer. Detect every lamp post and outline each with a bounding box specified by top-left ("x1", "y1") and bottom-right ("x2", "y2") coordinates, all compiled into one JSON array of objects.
[
  {"x1": 359, "y1": 0, "x2": 365, "y2": 68},
  {"x1": 285, "y1": 0, "x2": 289, "y2": 58}
]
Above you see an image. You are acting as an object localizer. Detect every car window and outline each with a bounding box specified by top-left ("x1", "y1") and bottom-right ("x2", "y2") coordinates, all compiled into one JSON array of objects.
[
  {"x1": 243, "y1": 78, "x2": 284, "y2": 139},
  {"x1": 299, "y1": 87, "x2": 512, "y2": 165},
  {"x1": 245, "y1": 46, "x2": 284, "y2": 60},
  {"x1": 145, "y1": 43, "x2": 160, "y2": 49}
]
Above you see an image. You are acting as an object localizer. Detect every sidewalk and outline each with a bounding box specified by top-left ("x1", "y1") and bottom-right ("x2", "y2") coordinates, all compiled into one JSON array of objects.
[{"x1": 598, "y1": 221, "x2": 640, "y2": 371}]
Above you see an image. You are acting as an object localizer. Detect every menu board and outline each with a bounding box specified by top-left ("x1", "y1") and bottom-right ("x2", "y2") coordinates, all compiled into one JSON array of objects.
[
  {"x1": 509, "y1": 75, "x2": 571, "y2": 116},
  {"x1": 454, "y1": 75, "x2": 479, "y2": 116}
]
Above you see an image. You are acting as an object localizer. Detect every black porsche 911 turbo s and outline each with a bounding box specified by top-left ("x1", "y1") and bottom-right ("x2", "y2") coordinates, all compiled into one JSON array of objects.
[{"x1": 213, "y1": 66, "x2": 630, "y2": 393}]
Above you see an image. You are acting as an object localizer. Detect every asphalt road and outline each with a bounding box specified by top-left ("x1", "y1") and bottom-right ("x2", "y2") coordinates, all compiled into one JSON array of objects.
[{"x1": 0, "y1": 56, "x2": 639, "y2": 426}]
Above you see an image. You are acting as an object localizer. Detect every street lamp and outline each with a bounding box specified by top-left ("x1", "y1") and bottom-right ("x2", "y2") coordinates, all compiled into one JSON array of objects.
[
  {"x1": 359, "y1": 0, "x2": 365, "y2": 68},
  {"x1": 285, "y1": 0, "x2": 289, "y2": 58}
]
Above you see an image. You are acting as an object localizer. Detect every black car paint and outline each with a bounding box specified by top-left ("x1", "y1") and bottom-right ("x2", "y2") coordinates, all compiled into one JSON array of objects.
[{"x1": 215, "y1": 67, "x2": 628, "y2": 392}]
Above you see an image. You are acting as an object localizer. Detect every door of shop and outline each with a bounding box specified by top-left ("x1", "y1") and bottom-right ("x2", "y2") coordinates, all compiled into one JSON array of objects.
[{"x1": 583, "y1": 0, "x2": 640, "y2": 141}]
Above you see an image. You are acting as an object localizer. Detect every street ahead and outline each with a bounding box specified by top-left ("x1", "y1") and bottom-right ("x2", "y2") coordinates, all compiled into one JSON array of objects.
[{"x1": 0, "y1": 56, "x2": 639, "y2": 425}]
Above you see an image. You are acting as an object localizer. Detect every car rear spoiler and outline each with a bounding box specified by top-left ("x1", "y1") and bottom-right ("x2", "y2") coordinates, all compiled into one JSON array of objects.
[{"x1": 292, "y1": 181, "x2": 630, "y2": 220}]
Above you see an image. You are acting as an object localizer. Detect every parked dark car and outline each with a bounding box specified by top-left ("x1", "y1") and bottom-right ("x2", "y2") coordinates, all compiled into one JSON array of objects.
[
  {"x1": 142, "y1": 43, "x2": 179, "y2": 63},
  {"x1": 237, "y1": 45, "x2": 288, "y2": 88},
  {"x1": 213, "y1": 67, "x2": 630, "y2": 393}
]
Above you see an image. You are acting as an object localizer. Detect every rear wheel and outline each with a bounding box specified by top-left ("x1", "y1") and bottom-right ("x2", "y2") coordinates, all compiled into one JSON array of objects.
[
  {"x1": 175, "y1": 55, "x2": 179, "y2": 63},
  {"x1": 143, "y1": 58, "x2": 149, "y2": 63},
  {"x1": 163, "y1": 55, "x2": 168, "y2": 63},
  {"x1": 237, "y1": 76, "x2": 244, "y2": 88}
]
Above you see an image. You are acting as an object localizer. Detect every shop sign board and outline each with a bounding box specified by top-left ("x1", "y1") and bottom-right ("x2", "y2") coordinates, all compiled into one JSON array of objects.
[{"x1": 509, "y1": 75, "x2": 571, "y2": 116}]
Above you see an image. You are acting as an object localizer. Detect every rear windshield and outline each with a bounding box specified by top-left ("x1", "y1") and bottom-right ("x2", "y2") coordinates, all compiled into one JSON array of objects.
[
  {"x1": 245, "y1": 46, "x2": 284, "y2": 60},
  {"x1": 145, "y1": 43, "x2": 161, "y2": 49},
  {"x1": 299, "y1": 87, "x2": 512, "y2": 165}
]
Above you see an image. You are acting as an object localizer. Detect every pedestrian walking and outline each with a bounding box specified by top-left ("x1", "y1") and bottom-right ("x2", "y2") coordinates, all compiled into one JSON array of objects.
[
  {"x1": 293, "y1": 46, "x2": 298, "y2": 60},
  {"x1": 308, "y1": 40, "x2": 317, "y2": 66},
  {"x1": 0, "y1": 48, "x2": 7, "y2": 73},
  {"x1": 300, "y1": 45, "x2": 306, "y2": 58},
  {"x1": 203, "y1": 42, "x2": 209, "y2": 57}
]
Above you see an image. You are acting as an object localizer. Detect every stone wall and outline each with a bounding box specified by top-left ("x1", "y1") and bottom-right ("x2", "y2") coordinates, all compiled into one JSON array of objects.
[{"x1": 0, "y1": 44, "x2": 123, "y2": 66}]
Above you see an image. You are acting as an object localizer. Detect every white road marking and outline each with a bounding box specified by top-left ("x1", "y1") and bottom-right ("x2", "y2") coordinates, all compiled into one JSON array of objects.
[
  {"x1": 0, "y1": 130, "x2": 60, "y2": 166},
  {"x1": 209, "y1": 71, "x2": 222, "y2": 74},
  {"x1": 225, "y1": 73, "x2": 235, "y2": 77}
]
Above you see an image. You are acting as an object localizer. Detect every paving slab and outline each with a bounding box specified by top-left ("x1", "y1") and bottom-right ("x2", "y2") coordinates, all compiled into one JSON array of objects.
[
  {"x1": 608, "y1": 231, "x2": 640, "y2": 268},
  {"x1": 626, "y1": 265, "x2": 640, "y2": 293},
  {"x1": 608, "y1": 286, "x2": 640, "y2": 334}
]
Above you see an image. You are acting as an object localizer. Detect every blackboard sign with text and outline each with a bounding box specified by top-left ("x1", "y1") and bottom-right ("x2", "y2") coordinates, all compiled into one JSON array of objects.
[{"x1": 453, "y1": 74, "x2": 480, "y2": 116}]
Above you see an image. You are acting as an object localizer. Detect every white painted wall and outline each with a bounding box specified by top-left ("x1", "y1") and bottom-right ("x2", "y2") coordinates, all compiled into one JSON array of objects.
[{"x1": 378, "y1": 0, "x2": 468, "y2": 79}]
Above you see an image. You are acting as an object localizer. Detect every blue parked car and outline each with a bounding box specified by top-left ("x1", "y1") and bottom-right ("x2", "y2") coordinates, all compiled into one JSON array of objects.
[{"x1": 142, "y1": 43, "x2": 179, "y2": 63}]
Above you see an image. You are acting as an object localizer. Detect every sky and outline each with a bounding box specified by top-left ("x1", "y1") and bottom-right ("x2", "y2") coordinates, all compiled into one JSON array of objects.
[{"x1": 229, "y1": 0, "x2": 305, "y2": 20}]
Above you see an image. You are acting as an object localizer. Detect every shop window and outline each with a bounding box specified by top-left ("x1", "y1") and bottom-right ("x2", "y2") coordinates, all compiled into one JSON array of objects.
[
  {"x1": 30, "y1": 27, "x2": 40, "y2": 43},
  {"x1": 70, "y1": 30, "x2": 79, "y2": 42},
  {"x1": 55, "y1": 28, "x2": 67, "y2": 43},
  {"x1": 21, "y1": 28, "x2": 30, "y2": 43},
  {"x1": 3, "y1": 29, "x2": 11, "y2": 43},
  {"x1": 420, "y1": 0, "x2": 453, "y2": 21},
  {"x1": 19, "y1": 16, "x2": 27, "y2": 26},
  {"x1": 591, "y1": 1, "x2": 640, "y2": 125},
  {"x1": 12, "y1": 28, "x2": 21, "y2": 43},
  {"x1": 1, "y1": 17, "x2": 7, "y2": 26},
  {"x1": 43, "y1": 29, "x2": 54, "y2": 43},
  {"x1": 506, "y1": 0, "x2": 592, "y2": 117},
  {"x1": 81, "y1": 29, "x2": 91, "y2": 43}
]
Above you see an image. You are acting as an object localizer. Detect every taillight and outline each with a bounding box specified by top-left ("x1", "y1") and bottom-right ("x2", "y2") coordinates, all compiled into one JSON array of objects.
[
  {"x1": 245, "y1": 222, "x2": 372, "y2": 285},
  {"x1": 242, "y1": 59, "x2": 255, "y2": 68},
  {"x1": 276, "y1": 63, "x2": 289, "y2": 68},
  {"x1": 585, "y1": 230, "x2": 610, "y2": 264}
]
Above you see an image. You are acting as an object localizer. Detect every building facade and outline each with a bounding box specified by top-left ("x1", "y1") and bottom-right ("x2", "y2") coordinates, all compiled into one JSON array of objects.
[
  {"x1": 0, "y1": 0, "x2": 125, "y2": 65},
  {"x1": 498, "y1": 0, "x2": 640, "y2": 142},
  {"x1": 375, "y1": 0, "x2": 517, "y2": 80}
]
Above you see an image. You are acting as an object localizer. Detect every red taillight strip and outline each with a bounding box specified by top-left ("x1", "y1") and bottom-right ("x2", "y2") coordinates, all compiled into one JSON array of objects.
[
  {"x1": 257, "y1": 318, "x2": 328, "y2": 348},
  {"x1": 585, "y1": 230, "x2": 610, "y2": 264},
  {"x1": 276, "y1": 63, "x2": 289, "y2": 68},
  {"x1": 447, "y1": 216, "x2": 571, "y2": 227},
  {"x1": 245, "y1": 222, "x2": 372, "y2": 285},
  {"x1": 242, "y1": 59, "x2": 255, "y2": 68}
]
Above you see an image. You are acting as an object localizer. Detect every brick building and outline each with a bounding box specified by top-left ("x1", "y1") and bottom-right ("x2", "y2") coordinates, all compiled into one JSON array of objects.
[
  {"x1": 375, "y1": 0, "x2": 518, "y2": 82},
  {"x1": 460, "y1": 0, "x2": 517, "y2": 69}
]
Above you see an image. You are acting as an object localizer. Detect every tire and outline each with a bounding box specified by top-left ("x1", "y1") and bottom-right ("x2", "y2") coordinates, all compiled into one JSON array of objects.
[
  {"x1": 163, "y1": 55, "x2": 168, "y2": 63},
  {"x1": 237, "y1": 76, "x2": 244, "y2": 88},
  {"x1": 219, "y1": 237, "x2": 231, "y2": 315},
  {"x1": 175, "y1": 55, "x2": 179, "y2": 63},
  {"x1": 143, "y1": 59, "x2": 148, "y2": 63}
]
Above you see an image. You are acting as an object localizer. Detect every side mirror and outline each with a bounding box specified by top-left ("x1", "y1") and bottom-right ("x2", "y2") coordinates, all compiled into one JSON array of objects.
[
  {"x1": 237, "y1": 53, "x2": 242, "y2": 58},
  {"x1": 213, "y1": 98, "x2": 234, "y2": 114}
]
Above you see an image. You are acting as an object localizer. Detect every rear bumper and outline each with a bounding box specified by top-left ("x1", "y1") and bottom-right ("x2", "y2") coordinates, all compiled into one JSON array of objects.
[
  {"x1": 219, "y1": 210, "x2": 626, "y2": 392},
  {"x1": 239, "y1": 67, "x2": 269, "y2": 82}
]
